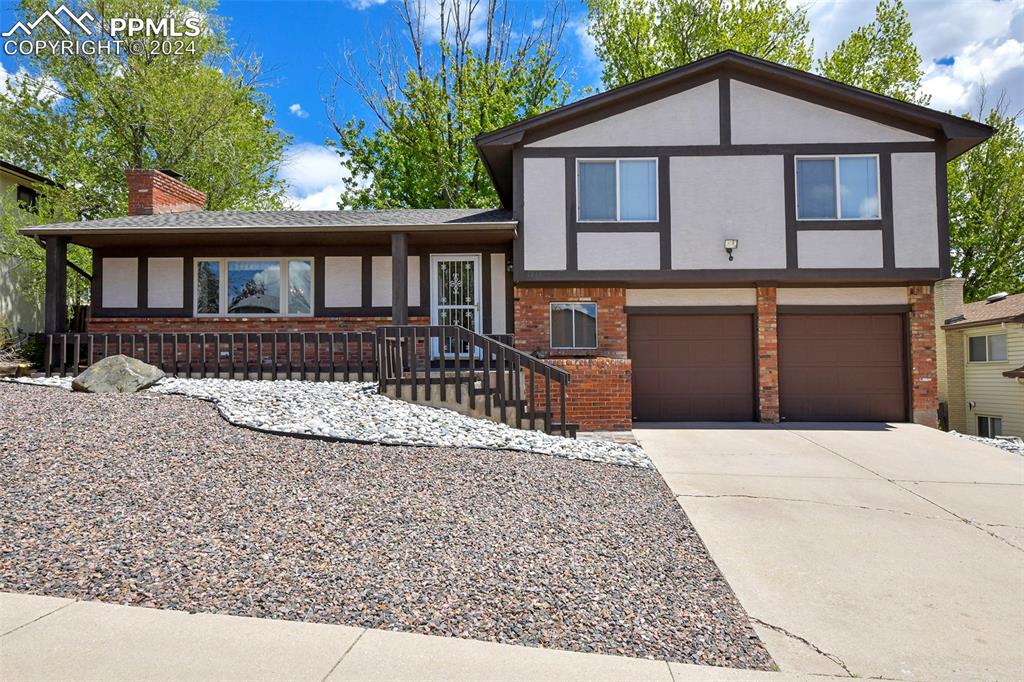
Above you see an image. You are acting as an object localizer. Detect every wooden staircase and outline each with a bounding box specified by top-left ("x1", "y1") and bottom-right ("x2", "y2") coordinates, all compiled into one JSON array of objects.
[{"x1": 376, "y1": 326, "x2": 577, "y2": 437}]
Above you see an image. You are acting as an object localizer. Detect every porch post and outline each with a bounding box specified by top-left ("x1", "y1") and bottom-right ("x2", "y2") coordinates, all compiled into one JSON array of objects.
[
  {"x1": 44, "y1": 236, "x2": 69, "y2": 334},
  {"x1": 391, "y1": 232, "x2": 408, "y2": 325}
]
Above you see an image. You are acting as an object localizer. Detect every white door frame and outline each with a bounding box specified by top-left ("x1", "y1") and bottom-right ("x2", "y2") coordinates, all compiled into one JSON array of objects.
[{"x1": 429, "y1": 253, "x2": 483, "y2": 329}]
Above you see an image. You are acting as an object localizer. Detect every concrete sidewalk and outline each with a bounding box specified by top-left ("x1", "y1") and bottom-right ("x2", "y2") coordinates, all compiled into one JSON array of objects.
[{"x1": 0, "y1": 591, "x2": 827, "y2": 682}]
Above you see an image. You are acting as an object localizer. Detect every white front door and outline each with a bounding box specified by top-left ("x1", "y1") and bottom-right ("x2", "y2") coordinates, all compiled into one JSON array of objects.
[{"x1": 430, "y1": 254, "x2": 482, "y2": 355}]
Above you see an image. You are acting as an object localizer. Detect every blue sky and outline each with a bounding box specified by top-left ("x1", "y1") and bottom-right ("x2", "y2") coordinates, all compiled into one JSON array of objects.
[{"x1": 3, "y1": 0, "x2": 1023, "y2": 209}]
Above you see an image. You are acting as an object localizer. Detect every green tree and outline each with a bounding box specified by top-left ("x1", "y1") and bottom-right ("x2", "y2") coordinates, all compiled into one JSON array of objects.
[
  {"x1": 818, "y1": 0, "x2": 929, "y2": 104},
  {"x1": 0, "y1": 0, "x2": 288, "y2": 221},
  {"x1": 585, "y1": 0, "x2": 813, "y2": 90},
  {"x1": 327, "y1": 0, "x2": 572, "y2": 209},
  {"x1": 947, "y1": 96, "x2": 1024, "y2": 301}
]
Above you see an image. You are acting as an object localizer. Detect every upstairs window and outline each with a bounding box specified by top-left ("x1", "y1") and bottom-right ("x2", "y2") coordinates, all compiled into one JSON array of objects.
[
  {"x1": 550, "y1": 302, "x2": 598, "y2": 349},
  {"x1": 577, "y1": 159, "x2": 657, "y2": 222},
  {"x1": 968, "y1": 333, "x2": 1008, "y2": 362},
  {"x1": 195, "y1": 258, "x2": 312, "y2": 316},
  {"x1": 796, "y1": 155, "x2": 880, "y2": 220}
]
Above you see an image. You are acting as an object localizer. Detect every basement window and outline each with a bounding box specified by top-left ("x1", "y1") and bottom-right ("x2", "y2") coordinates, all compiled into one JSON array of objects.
[
  {"x1": 968, "y1": 333, "x2": 1008, "y2": 362},
  {"x1": 550, "y1": 302, "x2": 598, "y2": 349},
  {"x1": 977, "y1": 415, "x2": 1003, "y2": 438},
  {"x1": 194, "y1": 258, "x2": 313, "y2": 316}
]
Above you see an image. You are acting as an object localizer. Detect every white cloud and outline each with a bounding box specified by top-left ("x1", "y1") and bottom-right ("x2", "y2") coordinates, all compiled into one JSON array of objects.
[
  {"x1": 347, "y1": 0, "x2": 387, "y2": 8},
  {"x1": 923, "y1": 39, "x2": 1024, "y2": 113},
  {"x1": 0, "y1": 61, "x2": 62, "y2": 102},
  {"x1": 288, "y1": 102, "x2": 309, "y2": 119},
  {"x1": 280, "y1": 143, "x2": 350, "y2": 210}
]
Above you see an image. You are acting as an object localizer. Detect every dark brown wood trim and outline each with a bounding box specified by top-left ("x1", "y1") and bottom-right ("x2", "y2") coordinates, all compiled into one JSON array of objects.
[
  {"x1": 880, "y1": 153, "x2": 896, "y2": 269},
  {"x1": 360, "y1": 256, "x2": 372, "y2": 309},
  {"x1": 91, "y1": 251, "x2": 102, "y2": 318},
  {"x1": 794, "y1": 220, "x2": 885, "y2": 231},
  {"x1": 625, "y1": 305, "x2": 755, "y2": 315},
  {"x1": 516, "y1": 267, "x2": 942, "y2": 285},
  {"x1": 482, "y1": 251, "x2": 492, "y2": 333},
  {"x1": 935, "y1": 142, "x2": 951, "y2": 277},
  {"x1": 777, "y1": 305, "x2": 912, "y2": 315},
  {"x1": 574, "y1": 223, "x2": 662, "y2": 233},
  {"x1": 391, "y1": 232, "x2": 409, "y2": 325},
  {"x1": 137, "y1": 256, "x2": 148, "y2": 310},
  {"x1": 519, "y1": 141, "x2": 939, "y2": 159},
  {"x1": 718, "y1": 76, "x2": 731, "y2": 146},
  {"x1": 903, "y1": 312, "x2": 913, "y2": 422},
  {"x1": 784, "y1": 152, "x2": 797, "y2": 268},
  {"x1": 505, "y1": 254, "x2": 515, "y2": 335},
  {"x1": 183, "y1": 257, "x2": 194, "y2": 316},
  {"x1": 658, "y1": 155, "x2": 672, "y2": 269},
  {"x1": 313, "y1": 255, "x2": 326, "y2": 316},
  {"x1": 44, "y1": 236, "x2": 69, "y2": 334}
]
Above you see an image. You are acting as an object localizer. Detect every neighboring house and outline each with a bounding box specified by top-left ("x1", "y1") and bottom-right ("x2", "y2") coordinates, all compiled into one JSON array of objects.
[
  {"x1": 935, "y1": 279, "x2": 1024, "y2": 438},
  {"x1": 0, "y1": 160, "x2": 51, "y2": 335},
  {"x1": 21, "y1": 51, "x2": 994, "y2": 430}
]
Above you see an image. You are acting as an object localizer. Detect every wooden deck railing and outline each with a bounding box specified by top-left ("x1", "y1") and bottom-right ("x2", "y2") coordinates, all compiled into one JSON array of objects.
[
  {"x1": 376, "y1": 325, "x2": 570, "y2": 436},
  {"x1": 42, "y1": 332, "x2": 378, "y2": 381}
]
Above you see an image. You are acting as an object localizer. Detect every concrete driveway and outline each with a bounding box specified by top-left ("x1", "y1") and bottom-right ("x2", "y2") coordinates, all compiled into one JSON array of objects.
[{"x1": 634, "y1": 423, "x2": 1024, "y2": 682}]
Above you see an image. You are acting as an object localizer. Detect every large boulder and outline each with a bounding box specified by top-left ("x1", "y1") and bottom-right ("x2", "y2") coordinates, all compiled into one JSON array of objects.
[{"x1": 72, "y1": 354, "x2": 165, "y2": 393}]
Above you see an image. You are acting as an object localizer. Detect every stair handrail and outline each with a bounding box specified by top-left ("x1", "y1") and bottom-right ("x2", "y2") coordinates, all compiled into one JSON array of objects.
[{"x1": 376, "y1": 325, "x2": 570, "y2": 436}]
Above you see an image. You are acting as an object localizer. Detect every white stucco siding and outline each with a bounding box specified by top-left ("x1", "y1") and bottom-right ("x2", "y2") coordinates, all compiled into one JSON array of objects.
[
  {"x1": 489, "y1": 252, "x2": 507, "y2": 334},
  {"x1": 964, "y1": 324, "x2": 1024, "y2": 438},
  {"x1": 626, "y1": 288, "x2": 757, "y2": 306},
  {"x1": 577, "y1": 233, "x2": 661, "y2": 270},
  {"x1": 777, "y1": 287, "x2": 908, "y2": 305},
  {"x1": 891, "y1": 152, "x2": 940, "y2": 268},
  {"x1": 371, "y1": 256, "x2": 420, "y2": 308},
  {"x1": 102, "y1": 258, "x2": 138, "y2": 308},
  {"x1": 797, "y1": 231, "x2": 884, "y2": 268},
  {"x1": 324, "y1": 256, "x2": 362, "y2": 308},
  {"x1": 731, "y1": 81, "x2": 930, "y2": 145},
  {"x1": 670, "y1": 155, "x2": 787, "y2": 270},
  {"x1": 522, "y1": 157, "x2": 567, "y2": 270},
  {"x1": 526, "y1": 81, "x2": 720, "y2": 147},
  {"x1": 147, "y1": 258, "x2": 184, "y2": 308}
]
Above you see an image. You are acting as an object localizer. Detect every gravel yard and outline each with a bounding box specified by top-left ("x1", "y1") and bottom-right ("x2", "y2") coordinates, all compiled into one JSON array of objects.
[
  {"x1": 0, "y1": 382, "x2": 772, "y2": 669},
  {"x1": 10, "y1": 376, "x2": 651, "y2": 469}
]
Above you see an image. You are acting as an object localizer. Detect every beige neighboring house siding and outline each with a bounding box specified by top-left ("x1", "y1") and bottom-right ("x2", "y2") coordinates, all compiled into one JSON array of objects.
[
  {"x1": 0, "y1": 170, "x2": 43, "y2": 334},
  {"x1": 963, "y1": 324, "x2": 1024, "y2": 438}
]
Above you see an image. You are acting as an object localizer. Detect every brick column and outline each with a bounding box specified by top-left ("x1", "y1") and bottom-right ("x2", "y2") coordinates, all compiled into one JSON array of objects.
[
  {"x1": 756, "y1": 286, "x2": 779, "y2": 423},
  {"x1": 908, "y1": 285, "x2": 938, "y2": 428}
]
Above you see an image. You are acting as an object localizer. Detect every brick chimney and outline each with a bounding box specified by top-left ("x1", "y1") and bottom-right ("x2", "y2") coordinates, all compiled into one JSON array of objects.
[{"x1": 126, "y1": 169, "x2": 206, "y2": 215}]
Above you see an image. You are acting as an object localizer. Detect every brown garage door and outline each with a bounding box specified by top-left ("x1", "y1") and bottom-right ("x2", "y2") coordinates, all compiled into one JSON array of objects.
[
  {"x1": 779, "y1": 313, "x2": 907, "y2": 422},
  {"x1": 629, "y1": 314, "x2": 755, "y2": 421}
]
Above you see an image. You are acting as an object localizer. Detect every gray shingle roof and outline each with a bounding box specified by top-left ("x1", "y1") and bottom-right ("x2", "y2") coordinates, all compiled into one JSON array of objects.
[
  {"x1": 944, "y1": 292, "x2": 1024, "y2": 328},
  {"x1": 21, "y1": 208, "x2": 515, "y2": 234}
]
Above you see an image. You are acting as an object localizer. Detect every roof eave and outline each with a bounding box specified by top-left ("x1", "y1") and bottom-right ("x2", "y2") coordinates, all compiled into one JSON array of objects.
[
  {"x1": 942, "y1": 314, "x2": 1024, "y2": 331},
  {"x1": 18, "y1": 221, "x2": 519, "y2": 238}
]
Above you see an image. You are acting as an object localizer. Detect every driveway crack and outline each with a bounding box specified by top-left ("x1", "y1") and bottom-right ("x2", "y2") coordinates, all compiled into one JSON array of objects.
[
  {"x1": 786, "y1": 431, "x2": 1024, "y2": 555},
  {"x1": 749, "y1": 617, "x2": 854, "y2": 677},
  {"x1": 320, "y1": 628, "x2": 367, "y2": 682},
  {"x1": 676, "y1": 493, "x2": 954, "y2": 521},
  {"x1": 0, "y1": 598, "x2": 75, "y2": 638}
]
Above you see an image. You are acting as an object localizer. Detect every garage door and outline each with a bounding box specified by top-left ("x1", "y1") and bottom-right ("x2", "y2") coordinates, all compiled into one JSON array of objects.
[
  {"x1": 779, "y1": 313, "x2": 907, "y2": 422},
  {"x1": 629, "y1": 314, "x2": 755, "y2": 421}
]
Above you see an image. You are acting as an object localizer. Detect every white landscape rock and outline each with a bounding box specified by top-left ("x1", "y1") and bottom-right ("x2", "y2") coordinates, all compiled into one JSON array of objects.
[
  {"x1": 6, "y1": 376, "x2": 652, "y2": 469},
  {"x1": 950, "y1": 431, "x2": 1024, "y2": 456}
]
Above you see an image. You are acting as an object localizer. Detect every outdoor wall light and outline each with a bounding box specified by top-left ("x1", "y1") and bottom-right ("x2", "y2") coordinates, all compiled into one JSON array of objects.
[{"x1": 724, "y1": 238, "x2": 739, "y2": 261}]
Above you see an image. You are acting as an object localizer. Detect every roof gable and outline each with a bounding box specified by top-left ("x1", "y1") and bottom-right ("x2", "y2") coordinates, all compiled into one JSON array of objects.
[{"x1": 476, "y1": 51, "x2": 994, "y2": 208}]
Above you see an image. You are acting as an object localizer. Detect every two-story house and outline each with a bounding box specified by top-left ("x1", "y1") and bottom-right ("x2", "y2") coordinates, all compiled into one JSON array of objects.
[{"x1": 21, "y1": 52, "x2": 993, "y2": 431}]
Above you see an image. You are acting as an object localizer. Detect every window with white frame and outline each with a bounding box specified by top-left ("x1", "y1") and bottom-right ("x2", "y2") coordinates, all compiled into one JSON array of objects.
[
  {"x1": 977, "y1": 415, "x2": 1003, "y2": 438},
  {"x1": 967, "y1": 333, "x2": 1008, "y2": 362},
  {"x1": 577, "y1": 159, "x2": 657, "y2": 222},
  {"x1": 194, "y1": 258, "x2": 313, "y2": 316},
  {"x1": 550, "y1": 302, "x2": 598, "y2": 349},
  {"x1": 796, "y1": 155, "x2": 880, "y2": 220}
]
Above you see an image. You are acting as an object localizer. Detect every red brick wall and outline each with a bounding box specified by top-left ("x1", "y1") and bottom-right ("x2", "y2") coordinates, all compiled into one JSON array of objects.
[
  {"x1": 126, "y1": 169, "x2": 206, "y2": 215},
  {"x1": 514, "y1": 286, "x2": 631, "y2": 430},
  {"x1": 527, "y1": 358, "x2": 633, "y2": 432},
  {"x1": 755, "y1": 287, "x2": 780, "y2": 423},
  {"x1": 514, "y1": 286, "x2": 627, "y2": 358},
  {"x1": 908, "y1": 285, "x2": 939, "y2": 428}
]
